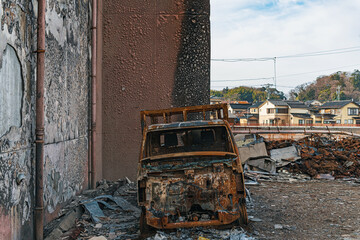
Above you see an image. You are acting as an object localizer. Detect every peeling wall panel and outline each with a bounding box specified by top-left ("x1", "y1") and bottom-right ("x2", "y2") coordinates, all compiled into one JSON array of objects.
[
  {"x1": 0, "y1": 0, "x2": 91, "y2": 238},
  {"x1": 0, "y1": 0, "x2": 36, "y2": 238},
  {"x1": 0, "y1": 45, "x2": 23, "y2": 137},
  {"x1": 43, "y1": 0, "x2": 90, "y2": 224}
]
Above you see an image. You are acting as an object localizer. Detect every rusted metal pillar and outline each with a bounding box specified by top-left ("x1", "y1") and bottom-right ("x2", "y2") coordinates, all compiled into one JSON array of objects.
[
  {"x1": 90, "y1": 0, "x2": 97, "y2": 189},
  {"x1": 35, "y1": 0, "x2": 46, "y2": 238}
]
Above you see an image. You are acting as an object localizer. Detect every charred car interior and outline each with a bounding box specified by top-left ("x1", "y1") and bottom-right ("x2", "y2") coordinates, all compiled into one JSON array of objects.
[{"x1": 138, "y1": 104, "x2": 248, "y2": 232}]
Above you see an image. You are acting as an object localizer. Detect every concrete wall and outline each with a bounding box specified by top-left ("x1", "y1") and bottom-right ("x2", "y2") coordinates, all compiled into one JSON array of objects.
[
  {"x1": 0, "y1": 0, "x2": 90, "y2": 238},
  {"x1": 0, "y1": 0, "x2": 210, "y2": 237},
  {"x1": 100, "y1": 0, "x2": 210, "y2": 180},
  {"x1": 0, "y1": 1, "x2": 37, "y2": 238},
  {"x1": 43, "y1": 0, "x2": 90, "y2": 223}
]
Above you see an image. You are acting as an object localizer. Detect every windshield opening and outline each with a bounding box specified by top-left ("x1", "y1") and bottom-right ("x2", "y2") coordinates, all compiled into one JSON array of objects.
[{"x1": 144, "y1": 126, "x2": 234, "y2": 158}]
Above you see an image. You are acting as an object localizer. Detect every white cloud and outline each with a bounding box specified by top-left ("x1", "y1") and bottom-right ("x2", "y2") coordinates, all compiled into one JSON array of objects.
[{"x1": 210, "y1": 0, "x2": 360, "y2": 95}]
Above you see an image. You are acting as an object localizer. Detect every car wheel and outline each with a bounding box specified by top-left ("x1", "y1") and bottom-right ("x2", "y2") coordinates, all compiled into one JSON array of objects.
[
  {"x1": 140, "y1": 207, "x2": 152, "y2": 234},
  {"x1": 239, "y1": 201, "x2": 249, "y2": 225}
]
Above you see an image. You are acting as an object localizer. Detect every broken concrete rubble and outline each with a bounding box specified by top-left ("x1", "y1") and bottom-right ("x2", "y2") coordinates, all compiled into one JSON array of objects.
[
  {"x1": 269, "y1": 145, "x2": 301, "y2": 167},
  {"x1": 238, "y1": 142, "x2": 268, "y2": 164},
  {"x1": 245, "y1": 157, "x2": 276, "y2": 174},
  {"x1": 237, "y1": 141, "x2": 277, "y2": 174},
  {"x1": 235, "y1": 134, "x2": 262, "y2": 147}
]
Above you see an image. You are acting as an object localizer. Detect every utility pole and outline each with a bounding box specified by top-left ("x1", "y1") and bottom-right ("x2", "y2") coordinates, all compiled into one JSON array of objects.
[
  {"x1": 336, "y1": 85, "x2": 341, "y2": 101},
  {"x1": 273, "y1": 57, "x2": 277, "y2": 90},
  {"x1": 264, "y1": 83, "x2": 273, "y2": 100}
]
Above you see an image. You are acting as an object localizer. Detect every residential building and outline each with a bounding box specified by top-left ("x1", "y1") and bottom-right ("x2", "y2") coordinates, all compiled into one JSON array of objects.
[
  {"x1": 239, "y1": 101, "x2": 263, "y2": 125},
  {"x1": 258, "y1": 100, "x2": 290, "y2": 125},
  {"x1": 305, "y1": 100, "x2": 322, "y2": 106},
  {"x1": 286, "y1": 101, "x2": 312, "y2": 125},
  {"x1": 249, "y1": 101, "x2": 263, "y2": 114},
  {"x1": 210, "y1": 96, "x2": 223, "y2": 105},
  {"x1": 228, "y1": 103, "x2": 252, "y2": 115},
  {"x1": 319, "y1": 101, "x2": 360, "y2": 124}
]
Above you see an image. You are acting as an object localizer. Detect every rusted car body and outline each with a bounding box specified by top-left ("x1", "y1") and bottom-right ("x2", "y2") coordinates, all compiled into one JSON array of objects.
[{"x1": 138, "y1": 104, "x2": 248, "y2": 232}]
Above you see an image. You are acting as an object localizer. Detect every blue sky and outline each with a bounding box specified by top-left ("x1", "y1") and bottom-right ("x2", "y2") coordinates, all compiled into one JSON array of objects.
[{"x1": 210, "y1": 0, "x2": 360, "y2": 95}]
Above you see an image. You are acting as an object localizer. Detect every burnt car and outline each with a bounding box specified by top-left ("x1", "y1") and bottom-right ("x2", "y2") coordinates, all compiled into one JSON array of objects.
[{"x1": 138, "y1": 104, "x2": 248, "y2": 232}]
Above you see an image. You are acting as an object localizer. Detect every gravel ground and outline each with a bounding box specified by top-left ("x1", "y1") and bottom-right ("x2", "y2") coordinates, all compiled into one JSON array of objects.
[{"x1": 246, "y1": 180, "x2": 360, "y2": 240}]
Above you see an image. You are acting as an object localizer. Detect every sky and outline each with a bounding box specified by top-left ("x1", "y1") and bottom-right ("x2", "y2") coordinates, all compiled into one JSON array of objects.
[{"x1": 210, "y1": 0, "x2": 360, "y2": 96}]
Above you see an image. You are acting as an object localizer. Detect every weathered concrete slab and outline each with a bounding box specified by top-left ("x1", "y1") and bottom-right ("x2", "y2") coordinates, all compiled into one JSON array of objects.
[
  {"x1": 270, "y1": 145, "x2": 301, "y2": 167},
  {"x1": 238, "y1": 142, "x2": 268, "y2": 164}
]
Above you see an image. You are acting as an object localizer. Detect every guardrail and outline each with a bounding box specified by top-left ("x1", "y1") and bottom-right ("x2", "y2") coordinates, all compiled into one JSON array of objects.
[{"x1": 230, "y1": 125, "x2": 360, "y2": 137}]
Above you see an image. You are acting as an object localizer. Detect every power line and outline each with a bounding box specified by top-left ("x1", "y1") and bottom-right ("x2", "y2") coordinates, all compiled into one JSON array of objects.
[
  {"x1": 211, "y1": 46, "x2": 360, "y2": 62},
  {"x1": 211, "y1": 57, "x2": 273, "y2": 62},
  {"x1": 278, "y1": 48, "x2": 360, "y2": 59},
  {"x1": 211, "y1": 63, "x2": 360, "y2": 83},
  {"x1": 211, "y1": 77, "x2": 273, "y2": 82},
  {"x1": 277, "y1": 63, "x2": 360, "y2": 78},
  {"x1": 210, "y1": 84, "x2": 296, "y2": 89}
]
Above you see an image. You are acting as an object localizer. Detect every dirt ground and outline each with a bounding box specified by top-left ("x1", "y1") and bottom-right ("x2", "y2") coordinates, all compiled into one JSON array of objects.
[
  {"x1": 45, "y1": 178, "x2": 360, "y2": 240},
  {"x1": 246, "y1": 180, "x2": 360, "y2": 240}
]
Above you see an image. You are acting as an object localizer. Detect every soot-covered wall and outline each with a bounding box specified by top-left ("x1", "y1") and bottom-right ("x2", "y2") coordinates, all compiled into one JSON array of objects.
[{"x1": 101, "y1": 0, "x2": 210, "y2": 180}]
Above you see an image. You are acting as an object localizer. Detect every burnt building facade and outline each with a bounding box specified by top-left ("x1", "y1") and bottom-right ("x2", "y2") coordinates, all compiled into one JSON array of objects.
[{"x1": 0, "y1": 0, "x2": 209, "y2": 238}]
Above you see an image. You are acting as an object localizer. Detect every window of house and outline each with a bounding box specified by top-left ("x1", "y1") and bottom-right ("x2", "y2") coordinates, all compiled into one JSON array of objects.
[
  {"x1": 276, "y1": 108, "x2": 288, "y2": 114},
  {"x1": 266, "y1": 120, "x2": 268, "y2": 124},
  {"x1": 345, "y1": 120, "x2": 348, "y2": 124},
  {"x1": 336, "y1": 120, "x2": 341, "y2": 124},
  {"x1": 270, "y1": 119, "x2": 274, "y2": 124},
  {"x1": 348, "y1": 108, "x2": 358, "y2": 116},
  {"x1": 306, "y1": 120, "x2": 313, "y2": 124},
  {"x1": 298, "y1": 119, "x2": 304, "y2": 125},
  {"x1": 267, "y1": 108, "x2": 275, "y2": 114},
  {"x1": 348, "y1": 119, "x2": 354, "y2": 124},
  {"x1": 315, "y1": 121, "x2": 321, "y2": 123}
]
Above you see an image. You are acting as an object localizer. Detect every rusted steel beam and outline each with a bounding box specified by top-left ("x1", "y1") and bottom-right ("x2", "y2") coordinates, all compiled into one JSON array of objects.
[{"x1": 35, "y1": 0, "x2": 46, "y2": 238}]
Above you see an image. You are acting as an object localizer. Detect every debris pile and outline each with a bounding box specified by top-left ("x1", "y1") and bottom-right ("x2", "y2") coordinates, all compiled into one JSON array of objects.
[
  {"x1": 44, "y1": 179, "x2": 141, "y2": 240},
  {"x1": 147, "y1": 228, "x2": 255, "y2": 240},
  {"x1": 45, "y1": 178, "x2": 255, "y2": 240},
  {"x1": 265, "y1": 135, "x2": 360, "y2": 179}
]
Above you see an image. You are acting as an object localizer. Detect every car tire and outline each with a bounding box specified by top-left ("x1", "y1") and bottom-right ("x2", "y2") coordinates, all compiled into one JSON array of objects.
[
  {"x1": 239, "y1": 201, "x2": 249, "y2": 225},
  {"x1": 140, "y1": 207, "x2": 152, "y2": 234},
  {"x1": 237, "y1": 200, "x2": 248, "y2": 225}
]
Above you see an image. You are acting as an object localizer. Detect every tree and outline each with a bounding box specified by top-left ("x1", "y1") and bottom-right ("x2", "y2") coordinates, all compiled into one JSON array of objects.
[{"x1": 351, "y1": 69, "x2": 360, "y2": 90}]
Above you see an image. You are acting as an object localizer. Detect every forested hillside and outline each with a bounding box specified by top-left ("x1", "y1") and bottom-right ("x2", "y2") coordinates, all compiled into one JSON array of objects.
[
  {"x1": 210, "y1": 86, "x2": 285, "y2": 102},
  {"x1": 289, "y1": 70, "x2": 360, "y2": 101}
]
